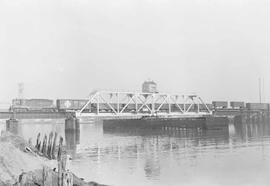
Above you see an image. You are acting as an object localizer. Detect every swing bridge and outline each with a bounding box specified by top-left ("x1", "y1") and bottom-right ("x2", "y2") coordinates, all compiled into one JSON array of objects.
[{"x1": 75, "y1": 91, "x2": 212, "y2": 118}]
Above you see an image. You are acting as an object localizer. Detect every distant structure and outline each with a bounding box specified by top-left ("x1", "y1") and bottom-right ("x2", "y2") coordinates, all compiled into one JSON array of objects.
[
  {"x1": 142, "y1": 80, "x2": 158, "y2": 93},
  {"x1": 18, "y1": 83, "x2": 24, "y2": 99}
]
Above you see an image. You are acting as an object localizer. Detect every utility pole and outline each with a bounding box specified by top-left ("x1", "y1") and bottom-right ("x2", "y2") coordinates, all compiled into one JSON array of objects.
[
  {"x1": 262, "y1": 77, "x2": 265, "y2": 103},
  {"x1": 18, "y1": 82, "x2": 24, "y2": 99},
  {"x1": 259, "y1": 78, "x2": 262, "y2": 103}
]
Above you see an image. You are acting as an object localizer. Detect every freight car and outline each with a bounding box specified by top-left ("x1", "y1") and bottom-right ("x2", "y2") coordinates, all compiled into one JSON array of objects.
[
  {"x1": 230, "y1": 101, "x2": 245, "y2": 109},
  {"x1": 57, "y1": 99, "x2": 129, "y2": 113},
  {"x1": 246, "y1": 103, "x2": 269, "y2": 111},
  {"x1": 212, "y1": 101, "x2": 228, "y2": 109},
  {"x1": 91, "y1": 103, "x2": 123, "y2": 113},
  {"x1": 56, "y1": 99, "x2": 90, "y2": 112},
  {"x1": 170, "y1": 104, "x2": 196, "y2": 112},
  {"x1": 10, "y1": 99, "x2": 55, "y2": 112},
  {"x1": 194, "y1": 104, "x2": 213, "y2": 111}
]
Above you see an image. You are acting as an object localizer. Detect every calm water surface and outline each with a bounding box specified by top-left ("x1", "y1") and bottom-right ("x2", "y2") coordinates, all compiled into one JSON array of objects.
[{"x1": 1, "y1": 118, "x2": 270, "y2": 186}]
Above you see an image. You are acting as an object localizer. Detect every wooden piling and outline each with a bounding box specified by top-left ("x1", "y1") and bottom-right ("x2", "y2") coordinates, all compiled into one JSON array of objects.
[
  {"x1": 75, "y1": 119, "x2": 80, "y2": 145},
  {"x1": 57, "y1": 137, "x2": 63, "y2": 161},
  {"x1": 41, "y1": 135, "x2": 48, "y2": 155},
  {"x1": 52, "y1": 132, "x2": 58, "y2": 159},
  {"x1": 47, "y1": 132, "x2": 54, "y2": 159},
  {"x1": 62, "y1": 171, "x2": 73, "y2": 186},
  {"x1": 36, "y1": 133, "x2": 41, "y2": 151},
  {"x1": 57, "y1": 137, "x2": 63, "y2": 186}
]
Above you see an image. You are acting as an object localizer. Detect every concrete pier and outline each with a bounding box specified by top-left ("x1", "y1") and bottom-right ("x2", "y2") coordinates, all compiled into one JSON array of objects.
[
  {"x1": 65, "y1": 117, "x2": 78, "y2": 131},
  {"x1": 75, "y1": 118, "x2": 80, "y2": 145},
  {"x1": 65, "y1": 116, "x2": 80, "y2": 156}
]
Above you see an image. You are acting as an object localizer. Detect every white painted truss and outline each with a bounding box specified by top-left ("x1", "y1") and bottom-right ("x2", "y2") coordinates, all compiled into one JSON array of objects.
[{"x1": 76, "y1": 91, "x2": 212, "y2": 117}]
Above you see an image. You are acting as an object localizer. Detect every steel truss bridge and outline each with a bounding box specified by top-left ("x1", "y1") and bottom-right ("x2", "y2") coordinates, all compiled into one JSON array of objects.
[{"x1": 76, "y1": 91, "x2": 212, "y2": 118}]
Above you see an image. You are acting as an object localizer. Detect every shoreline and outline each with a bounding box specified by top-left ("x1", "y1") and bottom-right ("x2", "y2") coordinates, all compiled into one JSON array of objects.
[{"x1": 0, "y1": 131, "x2": 108, "y2": 186}]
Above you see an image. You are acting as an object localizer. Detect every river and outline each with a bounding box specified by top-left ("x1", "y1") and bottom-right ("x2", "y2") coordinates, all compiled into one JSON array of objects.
[{"x1": 1, "y1": 118, "x2": 270, "y2": 186}]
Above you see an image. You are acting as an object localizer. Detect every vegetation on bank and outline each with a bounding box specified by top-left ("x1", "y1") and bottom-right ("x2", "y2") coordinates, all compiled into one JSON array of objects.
[{"x1": 0, "y1": 131, "x2": 107, "y2": 186}]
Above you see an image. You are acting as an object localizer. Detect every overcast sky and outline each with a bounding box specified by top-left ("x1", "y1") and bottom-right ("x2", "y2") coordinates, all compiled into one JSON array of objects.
[{"x1": 0, "y1": 0, "x2": 269, "y2": 103}]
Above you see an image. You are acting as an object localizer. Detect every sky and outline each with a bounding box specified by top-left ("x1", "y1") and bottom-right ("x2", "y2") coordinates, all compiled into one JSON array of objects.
[{"x1": 0, "y1": 0, "x2": 270, "y2": 103}]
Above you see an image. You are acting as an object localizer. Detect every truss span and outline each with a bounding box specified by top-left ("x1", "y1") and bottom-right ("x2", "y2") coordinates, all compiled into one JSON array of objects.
[{"x1": 76, "y1": 91, "x2": 212, "y2": 117}]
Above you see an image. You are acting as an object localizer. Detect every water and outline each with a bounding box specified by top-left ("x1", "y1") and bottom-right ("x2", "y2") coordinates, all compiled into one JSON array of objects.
[{"x1": 1, "y1": 118, "x2": 270, "y2": 186}]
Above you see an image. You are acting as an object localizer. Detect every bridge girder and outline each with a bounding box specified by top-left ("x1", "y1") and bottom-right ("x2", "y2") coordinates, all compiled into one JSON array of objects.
[{"x1": 76, "y1": 91, "x2": 212, "y2": 117}]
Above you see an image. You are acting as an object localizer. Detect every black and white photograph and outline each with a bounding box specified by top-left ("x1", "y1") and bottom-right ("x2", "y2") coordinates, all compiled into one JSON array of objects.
[{"x1": 0, "y1": 0, "x2": 270, "y2": 185}]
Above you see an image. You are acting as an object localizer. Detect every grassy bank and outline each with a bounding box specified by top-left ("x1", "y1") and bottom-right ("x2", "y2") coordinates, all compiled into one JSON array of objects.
[{"x1": 0, "y1": 132, "x2": 107, "y2": 186}]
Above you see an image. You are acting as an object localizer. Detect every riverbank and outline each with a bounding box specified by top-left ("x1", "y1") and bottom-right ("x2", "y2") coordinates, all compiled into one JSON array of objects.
[{"x1": 0, "y1": 131, "x2": 107, "y2": 186}]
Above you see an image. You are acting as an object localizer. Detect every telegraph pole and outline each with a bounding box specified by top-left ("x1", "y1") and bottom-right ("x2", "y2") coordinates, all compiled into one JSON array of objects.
[
  {"x1": 18, "y1": 82, "x2": 24, "y2": 99},
  {"x1": 259, "y1": 78, "x2": 262, "y2": 103}
]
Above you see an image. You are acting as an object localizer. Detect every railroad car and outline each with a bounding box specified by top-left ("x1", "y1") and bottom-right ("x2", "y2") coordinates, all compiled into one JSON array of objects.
[
  {"x1": 194, "y1": 104, "x2": 213, "y2": 111},
  {"x1": 246, "y1": 103, "x2": 268, "y2": 110},
  {"x1": 108, "y1": 103, "x2": 119, "y2": 112},
  {"x1": 171, "y1": 104, "x2": 195, "y2": 112},
  {"x1": 230, "y1": 101, "x2": 245, "y2": 109},
  {"x1": 125, "y1": 103, "x2": 137, "y2": 112},
  {"x1": 184, "y1": 104, "x2": 196, "y2": 112},
  {"x1": 171, "y1": 104, "x2": 183, "y2": 112},
  {"x1": 91, "y1": 103, "x2": 127, "y2": 113},
  {"x1": 212, "y1": 101, "x2": 228, "y2": 109},
  {"x1": 96, "y1": 103, "x2": 121, "y2": 112},
  {"x1": 11, "y1": 99, "x2": 55, "y2": 112},
  {"x1": 206, "y1": 104, "x2": 214, "y2": 110},
  {"x1": 154, "y1": 103, "x2": 170, "y2": 111},
  {"x1": 56, "y1": 99, "x2": 90, "y2": 111}
]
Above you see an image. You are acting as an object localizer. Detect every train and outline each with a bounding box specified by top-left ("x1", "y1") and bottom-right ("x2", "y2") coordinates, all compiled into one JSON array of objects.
[
  {"x1": 9, "y1": 98, "x2": 270, "y2": 113},
  {"x1": 10, "y1": 99, "x2": 56, "y2": 112},
  {"x1": 10, "y1": 98, "x2": 200, "y2": 113},
  {"x1": 213, "y1": 101, "x2": 270, "y2": 111}
]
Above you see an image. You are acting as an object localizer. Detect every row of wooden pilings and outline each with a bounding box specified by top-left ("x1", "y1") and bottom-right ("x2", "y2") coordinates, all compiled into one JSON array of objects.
[
  {"x1": 5, "y1": 115, "x2": 80, "y2": 186},
  {"x1": 234, "y1": 111, "x2": 270, "y2": 124}
]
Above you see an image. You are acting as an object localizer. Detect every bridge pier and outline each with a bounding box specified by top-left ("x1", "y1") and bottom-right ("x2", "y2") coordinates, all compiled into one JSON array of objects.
[
  {"x1": 65, "y1": 116, "x2": 80, "y2": 156},
  {"x1": 65, "y1": 116, "x2": 80, "y2": 141},
  {"x1": 65, "y1": 116, "x2": 80, "y2": 131}
]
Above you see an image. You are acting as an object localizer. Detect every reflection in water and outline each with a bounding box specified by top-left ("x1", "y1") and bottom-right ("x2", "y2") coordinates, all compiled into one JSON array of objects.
[
  {"x1": 65, "y1": 127, "x2": 80, "y2": 157},
  {"x1": 233, "y1": 115, "x2": 270, "y2": 142},
  {"x1": 144, "y1": 155, "x2": 160, "y2": 179},
  {"x1": 1, "y1": 117, "x2": 270, "y2": 186}
]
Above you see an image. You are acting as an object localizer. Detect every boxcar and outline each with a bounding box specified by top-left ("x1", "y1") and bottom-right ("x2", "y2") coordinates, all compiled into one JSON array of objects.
[
  {"x1": 154, "y1": 103, "x2": 170, "y2": 111},
  {"x1": 171, "y1": 104, "x2": 195, "y2": 112},
  {"x1": 230, "y1": 101, "x2": 245, "y2": 109},
  {"x1": 11, "y1": 99, "x2": 55, "y2": 112},
  {"x1": 246, "y1": 103, "x2": 268, "y2": 110},
  {"x1": 194, "y1": 104, "x2": 213, "y2": 111},
  {"x1": 56, "y1": 99, "x2": 90, "y2": 111},
  {"x1": 212, "y1": 101, "x2": 228, "y2": 109}
]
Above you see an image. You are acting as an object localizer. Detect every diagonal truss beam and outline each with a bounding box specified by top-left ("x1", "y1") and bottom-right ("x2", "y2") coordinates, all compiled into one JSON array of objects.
[{"x1": 77, "y1": 91, "x2": 212, "y2": 116}]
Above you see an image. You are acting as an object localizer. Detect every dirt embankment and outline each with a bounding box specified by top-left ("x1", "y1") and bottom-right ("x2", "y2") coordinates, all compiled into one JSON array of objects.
[{"x1": 0, "y1": 132, "x2": 107, "y2": 186}]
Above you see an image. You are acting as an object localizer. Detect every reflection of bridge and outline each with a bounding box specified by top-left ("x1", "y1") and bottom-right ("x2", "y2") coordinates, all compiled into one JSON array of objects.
[{"x1": 76, "y1": 91, "x2": 212, "y2": 118}]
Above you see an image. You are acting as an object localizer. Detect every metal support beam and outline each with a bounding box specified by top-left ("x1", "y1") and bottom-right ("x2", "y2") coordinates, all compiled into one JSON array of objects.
[{"x1": 76, "y1": 91, "x2": 212, "y2": 117}]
